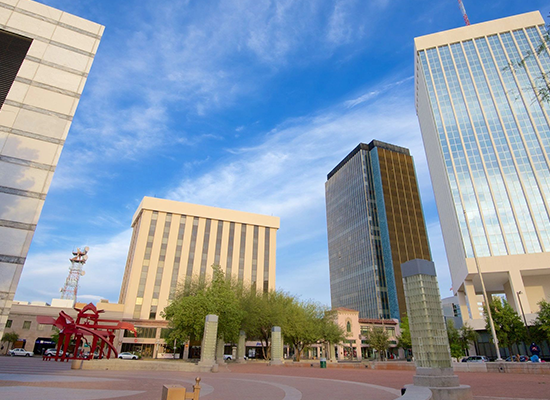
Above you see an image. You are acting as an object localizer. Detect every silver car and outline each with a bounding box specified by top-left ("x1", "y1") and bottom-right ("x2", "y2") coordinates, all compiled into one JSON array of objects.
[
  {"x1": 8, "y1": 348, "x2": 34, "y2": 357},
  {"x1": 118, "y1": 352, "x2": 138, "y2": 360}
]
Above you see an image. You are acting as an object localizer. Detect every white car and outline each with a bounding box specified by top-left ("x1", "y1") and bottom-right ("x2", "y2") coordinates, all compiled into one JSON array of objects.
[
  {"x1": 118, "y1": 352, "x2": 138, "y2": 360},
  {"x1": 8, "y1": 348, "x2": 34, "y2": 357},
  {"x1": 223, "y1": 354, "x2": 232, "y2": 361}
]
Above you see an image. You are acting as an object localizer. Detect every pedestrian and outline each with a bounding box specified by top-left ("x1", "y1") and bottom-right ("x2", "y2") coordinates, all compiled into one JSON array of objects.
[{"x1": 530, "y1": 342, "x2": 541, "y2": 357}]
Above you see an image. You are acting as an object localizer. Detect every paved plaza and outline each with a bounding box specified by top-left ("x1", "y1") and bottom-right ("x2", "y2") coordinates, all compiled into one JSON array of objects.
[{"x1": 0, "y1": 357, "x2": 548, "y2": 400}]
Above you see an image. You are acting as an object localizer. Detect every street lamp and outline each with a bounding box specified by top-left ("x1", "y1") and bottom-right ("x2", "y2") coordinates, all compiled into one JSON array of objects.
[{"x1": 462, "y1": 209, "x2": 503, "y2": 361}]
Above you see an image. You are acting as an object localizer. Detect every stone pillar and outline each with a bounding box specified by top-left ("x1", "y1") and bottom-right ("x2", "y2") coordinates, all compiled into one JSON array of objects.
[
  {"x1": 269, "y1": 326, "x2": 283, "y2": 365},
  {"x1": 237, "y1": 331, "x2": 247, "y2": 363},
  {"x1": 328, "y1": 343, "x2": 336, "y2": 362},
  {"x1": 198, "y1": 314, "x2": 218, "y2": 368},
  {"x1": 402, "y1": 259, "x2": 472, "y2": 400},
  {"x1": 216, "y1": 337, "x2": 225, "y2": 364}
]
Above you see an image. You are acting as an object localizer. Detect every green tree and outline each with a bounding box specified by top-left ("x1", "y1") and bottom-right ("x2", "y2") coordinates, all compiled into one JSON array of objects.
[
  {"x1": 240, "y1": 289, "x2": 294, "y2": 359},
  {"x1": 458, "y1": 323, "x2": 478, "y2": 356},
  {"x1": 1, "y1": 332, "x2": 18, "y2": 353},
  {"x1": 162, "y1": 265, "x2": 244, "y2": 346},
  {"x1": 446, "y1": 320, "x2": 463, "y2": 359},
  {"x1": 397, "y1": 315, "x2": 412, "y2": 358},
  {"x1": 533, "y1": 299, "x2": 550, "y2": 346},
  {"x1": 364, "y1": 327, "x2": 390, "y2": 361},
  {"x1": 318, "y1": 309, "x2": 345, "y2": 358},
  {"x1": 284, "y1": 300, "x2": 325, "y2": 361},
  {"x1": 485, "y1": 297, "x2": 526, "y2": 356}
]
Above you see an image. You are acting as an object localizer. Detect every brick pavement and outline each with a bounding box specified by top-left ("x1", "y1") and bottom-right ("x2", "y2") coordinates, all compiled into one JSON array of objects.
[{"x1": 0, "y1": 356, "x2": 548, "y2": 400}]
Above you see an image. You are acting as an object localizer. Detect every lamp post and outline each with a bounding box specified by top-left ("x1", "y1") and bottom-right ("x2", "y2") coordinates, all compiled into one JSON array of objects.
[{"x1": 462, "y1": 209, "x2": 503, "y2": 361}]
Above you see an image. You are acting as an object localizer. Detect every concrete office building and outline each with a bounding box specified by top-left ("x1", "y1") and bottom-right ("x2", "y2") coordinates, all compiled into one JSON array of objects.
[
  {"x1": 118, "y1": 197, "x2": 280, "y2": 357},
  {"x1": 415, "y1": 11, "x2": 550, "y2": 331},
  {"x1": 325, "y1": 141, "x2": 431, "y2": 320},
  {"x1": 0, "y1": 0, "x2": 103, "y2": 339}
]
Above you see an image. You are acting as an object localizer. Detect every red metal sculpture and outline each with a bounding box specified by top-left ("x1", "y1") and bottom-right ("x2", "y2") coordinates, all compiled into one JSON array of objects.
[{"x1": 37, "y1": 302, "x2": 136, "y2": 361}]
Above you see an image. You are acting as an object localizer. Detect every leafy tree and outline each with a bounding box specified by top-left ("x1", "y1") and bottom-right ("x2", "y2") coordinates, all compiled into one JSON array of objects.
[
  {"x1": 446, "y1": 320, "x2": 463, "y2": 359},
  {"x1": 533, "y1": 299, "x2": 550, "y2": 346},
  {"x1": 364, "y1": 327, "x2": 390, "y2": 361},
  {"x1": 284, "y1": 300, "x2": 324, "y2": 361},
  {"x1": 397, "y1": 315, "x2": 412, "y2": 358},
  {"x1": 318, "y1": 309, "x2": 345, "y2": 358},
  {"x1": 162, "y1": 265, "x2": 244, "y2": 346},
  {"x1": 1, "y1": 332, "x2": 18, "y2": 352},
  {"x1": 459, "y1": 323, "x2": 478, "y2": 356},
  {"x1": 240, "y1": 289, "x2": 294, "y2": 359},
  {"x1": 485, "y1": 297, "x2": 526, "y2": 356}
]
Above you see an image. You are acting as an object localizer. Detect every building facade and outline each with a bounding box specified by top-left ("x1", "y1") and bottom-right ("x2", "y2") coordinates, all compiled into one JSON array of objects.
[
  {"x1": 0, "y1": 0, "x2": 103, "y2": 339},
  {"x1": 2, "y1": 299, "x2": 123, "y2": 355},
  {"x1": 415, "y1": 11, "x2": 550, "y2": 330},
  {"x1": 325, "y1": 141, "x2": 431, "y2": 320},
  {"x1": 118, "y1": 196, "x2": 280, "y2": 356}
]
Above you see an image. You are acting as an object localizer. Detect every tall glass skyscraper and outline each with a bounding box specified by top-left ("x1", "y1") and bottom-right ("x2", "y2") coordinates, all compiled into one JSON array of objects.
[
  {"x1": 325, "y1": 141, "x2": 431, "y2": 320},
  {"x1": 415, "y1": 12, "x2": 550, "y2": 330}
]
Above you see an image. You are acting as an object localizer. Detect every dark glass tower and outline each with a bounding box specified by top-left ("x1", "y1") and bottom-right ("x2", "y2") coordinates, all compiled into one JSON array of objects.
[{"x1": 325, "y1": 140, "x2": 431, "y2": 319}]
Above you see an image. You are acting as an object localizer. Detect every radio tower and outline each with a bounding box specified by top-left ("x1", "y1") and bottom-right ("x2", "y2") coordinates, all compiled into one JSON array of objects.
[
  {"x1": 60, "y1": 247, "x2": 89, "y2": 301},
  {"x1": 458, "y1": 0, "x2": 470, "y2": 26}
]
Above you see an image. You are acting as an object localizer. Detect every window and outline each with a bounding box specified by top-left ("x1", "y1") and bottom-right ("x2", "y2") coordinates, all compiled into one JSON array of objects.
[
  {"x1": 346, "y1": 321, "x2": 351, "y2": 333},
  {"x1": 38, "y1": 324, "x2": 45, "y2": 331},
  {"x1": 5, "y1": 320, "x2": 12, "y2": 328},
  {"x1": 22, "y1": 321, "x2": 31, "y2": 329},
  {"x1": 0, "y1": 29, "x2": 32, "y2": 109}
]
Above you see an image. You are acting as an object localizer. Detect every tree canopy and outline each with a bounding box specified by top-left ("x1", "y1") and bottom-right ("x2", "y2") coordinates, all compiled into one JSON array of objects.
[
  {"x1": 533, "y1": 299, "x2": 550, "y2": 345},
  {"x1": 485, "y1": 297, "x2": 526, "y2": 356},
  {"x1": 363, "y1": 327, "x2": 390, "y2": 360},
  {"x1": 162, "y1": 265, "x2": 344, "y2": 361}
]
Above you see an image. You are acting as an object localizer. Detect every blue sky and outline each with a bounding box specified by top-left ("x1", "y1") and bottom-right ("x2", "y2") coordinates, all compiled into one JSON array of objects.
[{"x1": 16, "y1": 0, "x2": 550, "y2": 306}]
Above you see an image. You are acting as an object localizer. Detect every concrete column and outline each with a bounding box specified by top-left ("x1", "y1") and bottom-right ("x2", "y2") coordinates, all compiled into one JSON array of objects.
[
  {"x1": 329, "y1": 343, "x2": 336, "y2": 362},
  {"x1": 457, "y1": 289, "x2": 471, "y2": 320},
  {"x1": 402, "y1": 259, "x2": 472, "y2": 400},
  {"x1": 236, "y1": 331, "x2": 247, "y2": 363},
  {"x1": 269, "y1": 326, "x2": 283, "y2": 365},
  {"x1": 198, "y1": 314, "x2": 218, "y2": 367},
  {"x1": 216, "y1": 337, "x2": 225, "y2": 364},
  {"x1": 507, "y1": 269, "x2": 531, "y2": 314},
  {"x1": 464, "y1": 280, "x2": 482, "y2": 319}
]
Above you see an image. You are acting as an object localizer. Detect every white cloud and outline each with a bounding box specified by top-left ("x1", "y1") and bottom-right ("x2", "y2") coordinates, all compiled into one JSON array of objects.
[{"x1": 18, "y1": 75, "x2": 452, "y2": 307}]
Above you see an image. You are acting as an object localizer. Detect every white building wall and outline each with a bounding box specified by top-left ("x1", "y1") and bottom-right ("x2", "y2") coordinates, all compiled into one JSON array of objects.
[{"x1": 0, "y1": 0, "x2": 103, "y2": 340}]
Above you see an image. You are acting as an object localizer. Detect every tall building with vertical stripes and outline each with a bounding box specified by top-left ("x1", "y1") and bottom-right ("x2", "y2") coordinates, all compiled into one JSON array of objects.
[
  {"x1": 326, "y1": 141, "x2": 431, "y2": 320},
  {"x1": 118, "y1": 197, "x2": 279, "y2": 331},
  {"x1": 0, "y1": 0, "x2": 103, "y2": 340},
  {"x1": 415, "y1": 11, "x2": 550, "y2": 332}
]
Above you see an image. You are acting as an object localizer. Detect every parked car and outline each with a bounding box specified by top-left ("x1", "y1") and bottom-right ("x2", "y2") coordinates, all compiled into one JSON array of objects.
[
  {"x1": 461, "y1": 356, "x2": 488, "y2": 362},
  {"x1": 9, "y1": 348, "x2": 34, "y2": 357},
  {"x1": 118, "y1": 352, "x2": 138, "y2": 360},
  {"x1": 44, "y1": 348, "x2": 70, "y2": 357},
  {"x1": 223, "y1": 355, "x2": 232, "y2": 361}
]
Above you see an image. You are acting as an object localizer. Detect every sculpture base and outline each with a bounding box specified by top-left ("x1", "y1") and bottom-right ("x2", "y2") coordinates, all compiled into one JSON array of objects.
[{"x1": 411, "y1": 368, "x2": 472, "y2": 400}]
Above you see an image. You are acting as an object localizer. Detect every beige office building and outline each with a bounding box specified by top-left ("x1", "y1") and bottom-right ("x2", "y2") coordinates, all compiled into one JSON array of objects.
[
  {"x1": 118, "y1": 197, "x2": 279, "y2": 354},
  {"x1": 0, "y1": 0, "x2": 103, "y2": 339},
  {"x1": 415, "y1": 11, "x2": 550, "y2": 337}
]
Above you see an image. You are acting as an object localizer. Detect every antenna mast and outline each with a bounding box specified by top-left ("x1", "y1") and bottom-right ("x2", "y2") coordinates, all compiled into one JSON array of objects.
[
  {"x1": 457, "y1": 0, "x2": 470, "y2": 26},
  {"x1": 60, "y1": 247, "x2": 89, "y2": 301}
]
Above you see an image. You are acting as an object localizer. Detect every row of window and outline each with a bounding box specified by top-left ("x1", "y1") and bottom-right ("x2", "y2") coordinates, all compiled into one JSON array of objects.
[{"x1": 4, "y1": 320, "x2": 54, "y2": 331}]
